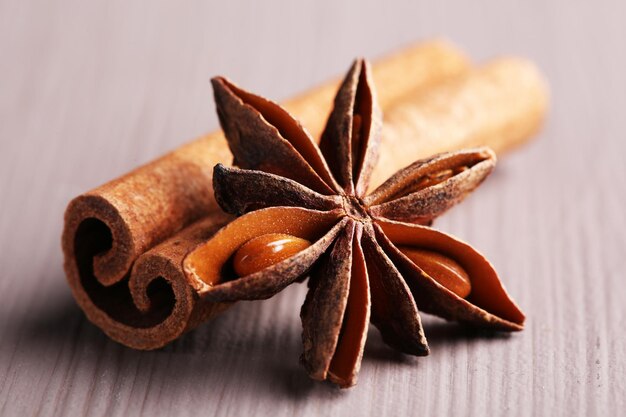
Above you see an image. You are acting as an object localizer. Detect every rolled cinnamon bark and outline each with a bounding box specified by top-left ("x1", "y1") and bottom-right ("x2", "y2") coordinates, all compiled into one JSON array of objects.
[
  {"x1": 373, "y1": 57, "x2": 548, "y2": 189},
  {"x1": 62, "y1": 41, "x2": 548, "y2": 350}
]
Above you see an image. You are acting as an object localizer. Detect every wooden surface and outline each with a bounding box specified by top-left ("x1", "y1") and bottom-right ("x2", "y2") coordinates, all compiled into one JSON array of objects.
[{"x1": 1, "y1": 1, "x2": 624, "y2": 416}]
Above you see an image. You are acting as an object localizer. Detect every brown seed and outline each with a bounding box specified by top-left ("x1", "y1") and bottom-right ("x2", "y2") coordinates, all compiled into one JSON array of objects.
[
  {"x1": 413, "y1": 166, "x2": 469, "y2": 191},
  {"x1": 399, "y1": 247, "x2": 471, "y2": 298},
  {"x1": 351, "y1": 114, "x2": 362, "y2": 177},
  {"x1": 233, "y1": 233, "x2": 312, "y2": 277}
]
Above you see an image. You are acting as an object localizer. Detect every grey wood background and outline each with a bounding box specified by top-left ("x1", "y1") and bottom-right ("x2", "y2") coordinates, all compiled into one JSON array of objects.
[{"x1": 1, "y1": 1, "x2": 624, "y2": 416}]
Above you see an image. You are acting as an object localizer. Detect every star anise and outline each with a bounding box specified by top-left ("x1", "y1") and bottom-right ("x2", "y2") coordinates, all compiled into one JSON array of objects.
[{"x1": 183, "y1": 59, "x2": 525, "y2": 388}]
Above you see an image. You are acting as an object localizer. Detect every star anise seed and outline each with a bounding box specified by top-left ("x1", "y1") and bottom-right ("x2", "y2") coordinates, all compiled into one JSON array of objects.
[{"x1": 183, "y1": 58, "x2": 525, "y2": 388}]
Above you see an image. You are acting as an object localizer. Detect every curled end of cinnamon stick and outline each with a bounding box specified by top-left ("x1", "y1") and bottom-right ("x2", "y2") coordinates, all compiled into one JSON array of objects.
[{"x1": 62, "y1": 196, "x2": 230, "y2": 350}]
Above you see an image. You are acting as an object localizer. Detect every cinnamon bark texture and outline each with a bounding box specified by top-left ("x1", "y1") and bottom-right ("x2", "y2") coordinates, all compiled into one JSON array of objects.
[
  {"x1": 62, "y1": 40, "x2": 548, "y2": 350},
  {"x1": 374, "y1": 57, "x2": 548, "y2": 189}
]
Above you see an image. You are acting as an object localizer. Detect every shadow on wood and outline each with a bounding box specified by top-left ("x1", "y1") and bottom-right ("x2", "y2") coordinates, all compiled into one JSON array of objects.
[{"x1": 4, "y1": 280, "x2": 347, "y2": 402}]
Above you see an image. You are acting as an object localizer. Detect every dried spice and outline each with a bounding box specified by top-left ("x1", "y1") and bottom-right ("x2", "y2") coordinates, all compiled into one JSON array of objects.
[{"x1": 183, "y1": 59, "x2": 525, "y2": 387}]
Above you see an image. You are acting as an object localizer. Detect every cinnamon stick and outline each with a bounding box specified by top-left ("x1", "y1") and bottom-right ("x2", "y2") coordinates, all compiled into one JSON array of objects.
[
  {"x1": 373, "y1": 57, "x2": 548, "y2": 189},
  {"x1": 62, "y1": 41, "x2": 548, "y2": 350}
]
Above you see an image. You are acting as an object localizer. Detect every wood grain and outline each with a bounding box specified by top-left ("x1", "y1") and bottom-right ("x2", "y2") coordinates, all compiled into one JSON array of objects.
[{"x1": 0, "y1": 1, "x2": 624, "y2": 416}]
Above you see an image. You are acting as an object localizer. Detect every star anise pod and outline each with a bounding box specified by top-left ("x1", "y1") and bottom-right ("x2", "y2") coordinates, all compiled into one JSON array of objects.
[{"x1": 183, "y1": 59, "x2": 525, "y2": 388}]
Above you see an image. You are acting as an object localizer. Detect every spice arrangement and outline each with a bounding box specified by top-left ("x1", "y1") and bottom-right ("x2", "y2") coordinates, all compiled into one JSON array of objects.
[{"x1": 62, "y1": 40, "x2": 547, "y2": 386}]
